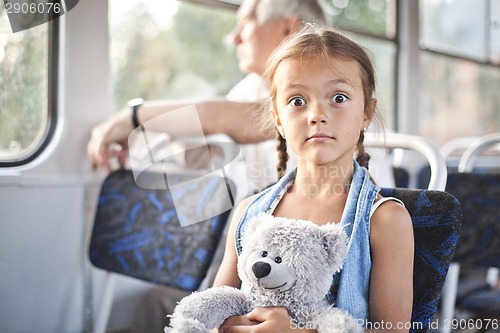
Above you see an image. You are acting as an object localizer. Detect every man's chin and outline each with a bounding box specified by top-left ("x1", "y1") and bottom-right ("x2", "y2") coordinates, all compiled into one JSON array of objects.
[{"x1": 238, "y1": 62, "x2": 254, "y2": 75}]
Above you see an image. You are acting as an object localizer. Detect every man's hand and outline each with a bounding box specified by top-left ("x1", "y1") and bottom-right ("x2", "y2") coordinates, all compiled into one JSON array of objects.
[{"x1": 87, "y1": 108, "x2": 134, "y2": 171}]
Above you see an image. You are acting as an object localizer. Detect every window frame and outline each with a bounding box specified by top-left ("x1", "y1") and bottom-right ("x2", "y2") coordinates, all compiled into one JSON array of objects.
[
  {"x1": 418, "y1": 0, "x2": 500, "y2": 67},
  {"x1": 0, "y1": 18, "x2": 59, "y2": 167},
  {"x1": 181, "y1": 0, "x2": 239, "y2": 11}
]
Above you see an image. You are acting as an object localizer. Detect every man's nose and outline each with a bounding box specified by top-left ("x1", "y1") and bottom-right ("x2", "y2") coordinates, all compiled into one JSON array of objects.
[{"x1": 229, "y1": 25, "x2": 242, "y2": 45}]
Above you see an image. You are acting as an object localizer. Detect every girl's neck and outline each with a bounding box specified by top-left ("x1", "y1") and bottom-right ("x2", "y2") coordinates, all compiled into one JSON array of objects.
[{"x1": 292, "y1": 161, "x2": 354, "y2": 198}]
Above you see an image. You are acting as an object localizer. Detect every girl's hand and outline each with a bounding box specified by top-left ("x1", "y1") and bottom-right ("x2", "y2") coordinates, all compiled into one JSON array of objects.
[
  {"x1": 217, "y1": 314, "x2": 259, "y2": 333},
  {"x1": 219, "y1": 307, "x2": 317, "y2": 333}
]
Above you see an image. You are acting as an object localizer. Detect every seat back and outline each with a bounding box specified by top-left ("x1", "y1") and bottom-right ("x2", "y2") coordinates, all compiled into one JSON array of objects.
[
  {"x1": 379, "y1": 188, "x2": 461, "y2": 333},
  {"x1": 89, "y1": 169, "x2": 233, "y2": 291},
  {"x1": 446, "y1": 172, "x2": 500, "y2": 269},
  {"x1": 451, "y1": 133, "x2": 500, "y2": 269},
  {"x1": 437, "y1": 133, "x2": 500, "y2": 333}
]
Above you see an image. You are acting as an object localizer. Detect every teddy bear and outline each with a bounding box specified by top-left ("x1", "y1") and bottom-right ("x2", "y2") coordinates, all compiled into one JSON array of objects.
[{"x1": 165, "y1": 214, "x2": 363, "y2": 333}]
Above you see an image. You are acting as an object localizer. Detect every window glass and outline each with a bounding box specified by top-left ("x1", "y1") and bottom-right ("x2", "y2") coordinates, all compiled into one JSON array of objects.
[
  {"x1": 324, "y1": 0, "x2": 397, "y2": 130},
  {"x1": 325, "y1": 0, "x2": 396, "y2": 38},
  {"x1": 419, "y1": 52, "x2": 500, "y2": 147},
  {"x1": 345, "y1": 34, "x2": 396, "y2": 130},
  {"x1": 109, "y1": 0, "x2": 242, "y2": 110},
  {"x1": 110, "y1": 0, "x2": 397, "y2": 130},
  {"x1": 492, "y1": 0, "x2": 500, "y2": 64},
  {"x1": 0, "y1": 6, "x2": 50, "y2": 163},
  {"x1": 420, "y1": 0, "x2": 500, "y2": 64}
]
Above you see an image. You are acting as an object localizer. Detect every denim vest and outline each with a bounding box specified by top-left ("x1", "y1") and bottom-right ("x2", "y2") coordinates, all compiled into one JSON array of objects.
[{"x1": 235, "y1": 161, "x2": 379, "y2": 321}]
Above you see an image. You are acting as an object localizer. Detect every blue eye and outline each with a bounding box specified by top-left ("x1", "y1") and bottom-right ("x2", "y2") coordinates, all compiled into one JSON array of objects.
[
  {"x1": 289, "y1": 97, "x2": 306, "y2": 107},
  {"x1": 332, "y1": 93, "x2": 348, "y2": 104}
]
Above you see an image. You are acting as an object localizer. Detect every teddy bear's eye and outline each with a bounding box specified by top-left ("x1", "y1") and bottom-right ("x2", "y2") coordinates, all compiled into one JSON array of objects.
[
  {"x1": 274, "y1": 256, "x2": 282, "y2": 264},
  {"x1": 260, "y1": 251, "x2": 268, "y2": 257}
]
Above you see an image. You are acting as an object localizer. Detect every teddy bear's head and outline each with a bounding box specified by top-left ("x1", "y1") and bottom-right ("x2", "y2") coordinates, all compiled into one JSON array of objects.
[{"x1": 237, "y1": 214, "x2": 348, "y2": 304}]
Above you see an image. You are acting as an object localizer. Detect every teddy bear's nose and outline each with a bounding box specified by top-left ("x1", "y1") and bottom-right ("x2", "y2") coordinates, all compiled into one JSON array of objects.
[{"x1": 252, "y1": 261, "x2": 271, "y2": 279}]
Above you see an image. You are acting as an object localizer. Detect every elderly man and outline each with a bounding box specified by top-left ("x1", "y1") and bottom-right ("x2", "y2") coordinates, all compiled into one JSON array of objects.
[{"x1": 87, "y1": 0, "x2": 328, "y2": 192}]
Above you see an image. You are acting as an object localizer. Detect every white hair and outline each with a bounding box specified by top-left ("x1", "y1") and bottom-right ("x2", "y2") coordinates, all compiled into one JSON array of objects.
[{"x1": 255, "y1": 0, "x2": 331, "y2": 26}]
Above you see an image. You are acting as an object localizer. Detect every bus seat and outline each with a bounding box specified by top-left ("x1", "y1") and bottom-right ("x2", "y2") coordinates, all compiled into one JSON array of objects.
[
  {"x1": 365, "y1": 133, "x2": 461, "y2": 331},
  {"x1": 439, "y1": 133, "x2": 500, "y2": 332},
  {"x1": 393, "y1": 166, "x2": 411, "y2": 188},
  {"x1": 88, "y1": 168, "x2": 234, "y2": 333},
  {"x1": 379, "y1": 187, "x2": 461, "y2": 332}
]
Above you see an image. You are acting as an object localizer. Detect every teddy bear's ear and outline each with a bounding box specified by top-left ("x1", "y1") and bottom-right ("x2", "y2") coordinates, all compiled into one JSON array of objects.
[
  {"x1": 319, "y1": 223, "x2": 349, "y2": 273},
  {"x1": 245, "y1": 214, "x2": 263, "y2": 234},
  {"x1": 240, "y1": 213, "x2": 267, "y2": 247}
]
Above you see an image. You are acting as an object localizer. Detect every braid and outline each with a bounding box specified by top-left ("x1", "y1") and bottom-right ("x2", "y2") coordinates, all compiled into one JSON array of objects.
[
  {"x1": 276, "y1": 130, "x2": 289, "y2": 179},
  {"x1": 356, "y1": 130, "x2": 371, "y2": 169}
]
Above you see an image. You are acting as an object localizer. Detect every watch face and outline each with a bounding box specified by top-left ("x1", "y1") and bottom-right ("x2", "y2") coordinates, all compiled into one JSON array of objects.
[{"x1": 128, "y1": 97, "x2": 144, "y2": 107}]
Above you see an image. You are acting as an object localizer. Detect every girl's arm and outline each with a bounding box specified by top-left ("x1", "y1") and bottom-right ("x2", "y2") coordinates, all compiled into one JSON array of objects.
[
  {"x1": 211, "y1": 195, "x2": 261, "y2": 331},
  {"x1": 367, "y1": 200, "x2": 414, "y2": 333},
  {"x1": 212, "y1": 194, "x2": 257, "y2": 288}
]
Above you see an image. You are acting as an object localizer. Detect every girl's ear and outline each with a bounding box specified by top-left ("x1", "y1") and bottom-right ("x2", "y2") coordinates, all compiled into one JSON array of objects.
[
  {"x1": 272, "y1": 108, "x2": 282, "y2": 129},
  {"x1": 362, "y1": 98, "x2": 377, "y2": 130}
]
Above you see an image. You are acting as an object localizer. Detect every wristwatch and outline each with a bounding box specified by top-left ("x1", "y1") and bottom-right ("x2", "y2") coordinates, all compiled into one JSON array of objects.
[{"x1": 128, "y1": 97, "x2": 144, "y2": 128}]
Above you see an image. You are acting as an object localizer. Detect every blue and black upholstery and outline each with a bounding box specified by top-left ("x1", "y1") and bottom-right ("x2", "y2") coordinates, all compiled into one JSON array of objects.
[
  {"x1": 393, "y1": 166, "x2": 410, "y2": 188},
  {"x1": 89, "y1": 169, "x2": 233, "y2": 291},
  {"x1": 445, "y1": 172, "x2": 500, "y2": 318},
  {"x1": 380, "y1": 188, "x2": 461, "y2": 333}
]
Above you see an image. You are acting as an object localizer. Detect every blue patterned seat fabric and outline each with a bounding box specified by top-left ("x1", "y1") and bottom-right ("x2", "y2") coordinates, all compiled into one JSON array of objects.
[
  {"x1": 445, "y1": 172, "x2": 500, "y2": 317},
  {"x1": 393, "y1": 166, "x2": 410, "y2": 188},
  {"x1": 380, "y1": 188, "x2": 461, "y2": 333},
  {"x1": 460, "y1": 289, "x2": 500, "y2": 316},
  {"x1": 89, "y1": 169, "x2": 232, "y2": 291},
  {"x1": 446, "y1": 173, "x2": 500, "y2": 268}
]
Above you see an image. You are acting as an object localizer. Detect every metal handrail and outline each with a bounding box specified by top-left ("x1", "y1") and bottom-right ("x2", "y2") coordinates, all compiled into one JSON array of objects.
[
  {"x1": 458, "y1": 132, "x2": 500, "y2": 173},
  {"x1": 364, "y1": 132, "x2": 447, "y2": 190}
]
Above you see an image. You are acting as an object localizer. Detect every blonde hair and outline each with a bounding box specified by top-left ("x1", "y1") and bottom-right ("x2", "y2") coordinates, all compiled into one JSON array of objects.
[{"x1": 263, "y1": 26, "x2": 379, "y2": 178}]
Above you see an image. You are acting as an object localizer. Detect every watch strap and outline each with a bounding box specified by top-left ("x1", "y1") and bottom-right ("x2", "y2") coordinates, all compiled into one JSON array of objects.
[
  {"x1": 131, "y1": 104, "x2": 141, "y2": 128},
  {"x1": 128, "y1": 98, "x2": 144, "y2": 128}
]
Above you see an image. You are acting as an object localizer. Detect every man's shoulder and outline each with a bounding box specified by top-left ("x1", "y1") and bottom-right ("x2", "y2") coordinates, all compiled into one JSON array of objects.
[{"x1": 226, "y1": 73, "x2": 268, "y2": 101}]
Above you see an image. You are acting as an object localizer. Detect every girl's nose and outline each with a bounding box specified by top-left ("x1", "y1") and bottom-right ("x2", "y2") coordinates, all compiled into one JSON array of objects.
[{"x1": 308, "y1": 105, "x2": 328, "y2": 125}]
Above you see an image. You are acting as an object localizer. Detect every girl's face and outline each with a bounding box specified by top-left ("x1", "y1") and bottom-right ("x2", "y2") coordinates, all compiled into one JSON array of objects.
[{"x1": 273, "y1": 56, "x2": 373, "y2": 167}]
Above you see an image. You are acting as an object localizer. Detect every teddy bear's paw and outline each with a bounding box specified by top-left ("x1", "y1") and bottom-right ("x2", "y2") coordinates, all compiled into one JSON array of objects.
[
  {"x1": 165, "y1": 316, "x2": 210, "y2": 333},
  {"x1": 314, "y1": 308, "x2": 364, "y2": 333}
]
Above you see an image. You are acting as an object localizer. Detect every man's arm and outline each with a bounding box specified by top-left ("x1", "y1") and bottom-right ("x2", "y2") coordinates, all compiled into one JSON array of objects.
[
  {"x1": 142, "y1": 98, "x2": 271, "y2": 143},
  {"x1": 87, "y1": 97, "x2": 273, "y2": 171}
]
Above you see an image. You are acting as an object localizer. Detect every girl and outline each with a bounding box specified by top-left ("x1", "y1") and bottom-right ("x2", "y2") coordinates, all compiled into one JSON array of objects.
[{"x1": 213, "y1": 26, "x2": 414, "y2": 333}]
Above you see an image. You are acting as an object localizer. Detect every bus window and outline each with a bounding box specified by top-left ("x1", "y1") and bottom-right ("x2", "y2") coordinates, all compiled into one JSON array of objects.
[
  {"x1": 421, "y1": 0, "x2": 499, "y2": 64},
  {"x1": 326, "y1": 0, "x2": 396, "y2": 38},
  {"x1": 109, "y1": 0, "x2": 243, "y2": 112},
  {"x1": 0, "y1": 7, "x2": 56, "y2": 166},
  {"x1": 419, "y1": 0, "x2": 500, "y2": 147},
  {"x1": 419, "y1": 54, "x2": 500, "y2": 147},
  {"x1": 325, "y1": 0, "x2": 397, "y2": 130}
]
